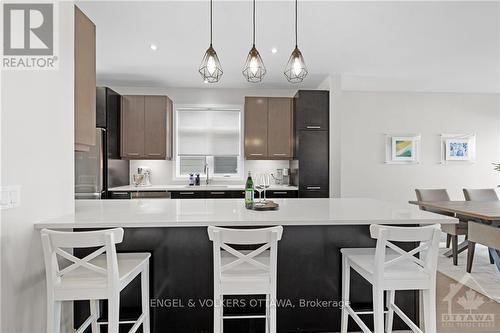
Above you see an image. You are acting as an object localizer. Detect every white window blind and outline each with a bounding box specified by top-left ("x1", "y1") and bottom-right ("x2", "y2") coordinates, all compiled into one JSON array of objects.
[{"x1": 177, "y1": 109, "x2": 240, "y2": 156}]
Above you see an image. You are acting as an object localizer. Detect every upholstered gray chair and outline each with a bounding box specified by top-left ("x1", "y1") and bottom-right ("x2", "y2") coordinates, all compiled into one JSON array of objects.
[
  {"x1": 464, "y1": 188, "x2": 499, "y2": 271},
  {"x1": 463, "y1": 188, "x2": 499, "y2": 202},
  {"x1": 415, "y1": 189, "x2": 468, "y2": 265}
]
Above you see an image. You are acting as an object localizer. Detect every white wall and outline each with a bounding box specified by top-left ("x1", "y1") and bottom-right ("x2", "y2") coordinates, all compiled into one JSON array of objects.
[
  {"x1": 111, "y1": 87, "x2": 297, "y2": 185},
  {"x1": 339, "y1": 91, "x2": 500, "y2": 202},
  {"x1": 0, "y1": 2, "x2": 75, "y2": 332}
]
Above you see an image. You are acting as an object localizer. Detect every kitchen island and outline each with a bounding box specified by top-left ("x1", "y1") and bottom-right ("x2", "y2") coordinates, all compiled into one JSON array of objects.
[{"x1": 35, "y1": 198, "x2": 456, "y2": 333}]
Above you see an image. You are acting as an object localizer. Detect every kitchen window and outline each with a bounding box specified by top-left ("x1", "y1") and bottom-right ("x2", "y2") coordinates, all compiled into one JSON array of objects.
[{"x1": 175, "y1": 107, "x2": 243, "y2": 180}]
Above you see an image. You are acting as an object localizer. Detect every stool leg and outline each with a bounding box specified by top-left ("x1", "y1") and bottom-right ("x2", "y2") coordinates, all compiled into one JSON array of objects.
[
  {"x1": 46, "y1": 295, "x2": 61, "y2": 333},
  {"x1": 340, "y1": 256, "x2": 350, "y2": 333},
  {"x1": 265, "y1": 294, "x2": 270, "y2": 333},
  {"x1": 213, "y1": 294, "x2": 222, "y2": 333},
  {"x1": 446, "y1": 234, "x2": 451, "y2": 248},
  {"x1": 372, "y1": 287, "x2": 385, "y2": 333},
  {"x1": 385, "y1": 290, "x2": 395, "y2": 333},
  {"x1": 269, "y1": 302, "x2": 277, "y2": 333},
  {"x1": 141, "y1": 262, "x2": 151, "y2": 333},
  {"x1": 108, "y1": 293, "x2": 120, "y2": 333},
  {"x1": 90, "y1": 300, "x2": 100, "y2": 333},
  {"x1": 423, "y1": 287, "x2": 437, "y2": 333}
]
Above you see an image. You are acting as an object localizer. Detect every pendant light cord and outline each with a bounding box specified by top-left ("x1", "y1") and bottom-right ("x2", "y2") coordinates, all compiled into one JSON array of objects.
[
  {"x1": 252, "y1": 0, "x2": 256, "y2": 46},
  {"x1": 295, "y1": 0, "x2": 298, "y2": 47},
  {"x1": 210, "y1": 0, "x2": 213, "y2": 46}
]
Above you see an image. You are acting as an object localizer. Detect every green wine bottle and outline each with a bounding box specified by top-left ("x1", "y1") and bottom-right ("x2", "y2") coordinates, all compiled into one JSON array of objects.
[{"x1": 245, "y1": 172, "x2": 254, "y2": 209}]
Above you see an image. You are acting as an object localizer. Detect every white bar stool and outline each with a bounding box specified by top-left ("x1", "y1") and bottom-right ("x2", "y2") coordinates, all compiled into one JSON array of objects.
[
  {"x1": 340, "y1": 224, "x2": 441, "y2": 333},
  {"x1": 207, "y1": 226, "x2": 283, "y2": 333},
  {"x1": 41, "y1": 228, "x2": 151, "y2": 333}
]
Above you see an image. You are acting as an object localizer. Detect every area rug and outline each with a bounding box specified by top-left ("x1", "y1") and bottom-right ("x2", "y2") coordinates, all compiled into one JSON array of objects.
[{"x1": 437, "y1": 243, "x2": 500, "y2": 303}]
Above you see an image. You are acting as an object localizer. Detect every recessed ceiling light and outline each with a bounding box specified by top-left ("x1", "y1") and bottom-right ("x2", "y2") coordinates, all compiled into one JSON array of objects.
[
  {"x1": 150, "y1": 43, "x2": 158, "y2": 51},
  {"x1": 271, "y1": 48, "x2": 278, "y2": 54}
]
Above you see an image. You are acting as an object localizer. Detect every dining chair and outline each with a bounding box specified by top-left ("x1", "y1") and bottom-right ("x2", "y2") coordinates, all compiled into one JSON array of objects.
[
  {"x1": 463, "y1": 188, "x2": 499, "y2": 270},
  {"x1": 41, "y1": 228, "x2": 151, "y2": 333},
  {"x1": 415, "y1": 189, "x2": 467, "y2": 265},
  {"x1": 340, "y1": 224, "x2": 441, "y2": 333},
  {"x1": 207, "y1": 226, "x2": 283, "y2": 333},
  {"x1": 463, "y1": 188, "x2": 499, "y2": 201}
]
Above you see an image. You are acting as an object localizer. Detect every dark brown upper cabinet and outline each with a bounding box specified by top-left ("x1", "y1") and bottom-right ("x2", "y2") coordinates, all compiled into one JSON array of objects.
[
  {"x1": 121, "y1": 95, "x2": 173, "y2": 160},
  {"x1": 74, "y1": 6, "x2": 96, "y2": 152},
  {"x1": 244, "y1": 97, "x2": 293, "y2": 160},
  {"x1": 294, "y1": 90, "x2": 329, "y2": 130}
]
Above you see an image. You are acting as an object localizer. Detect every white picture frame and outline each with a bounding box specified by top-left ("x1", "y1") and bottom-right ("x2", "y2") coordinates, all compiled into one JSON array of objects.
[
  {"x1": 385, "y1": 134, "x2": 421, "y2": 164},
  {"x1": 440, "y1": 133, "x2": 476, "y2": 164}
]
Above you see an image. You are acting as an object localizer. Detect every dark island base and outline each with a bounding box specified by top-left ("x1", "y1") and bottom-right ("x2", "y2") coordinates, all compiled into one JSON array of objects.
[{"x1": 75, "y1": 225, "x2": 418, "y2": 333}]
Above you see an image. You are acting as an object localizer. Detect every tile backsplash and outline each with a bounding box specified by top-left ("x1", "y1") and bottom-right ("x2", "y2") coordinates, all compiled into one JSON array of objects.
[{"x1": 129, "y1": 159, "x2": 291, "y2": 185}]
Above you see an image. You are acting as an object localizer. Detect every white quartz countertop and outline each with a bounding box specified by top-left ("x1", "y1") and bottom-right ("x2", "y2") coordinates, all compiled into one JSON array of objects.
[
  {"x1": 108, "y1": 184, "x2": 298, "y2": 192},
  {"x1": 34, "y1": 198, "x2": 457, "y2": 229}
]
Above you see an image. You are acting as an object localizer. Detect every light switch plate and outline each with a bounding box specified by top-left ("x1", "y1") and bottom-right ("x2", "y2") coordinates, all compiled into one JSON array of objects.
[{"x1": 0, "y1": 186, "x2": 21, "y2": 209}]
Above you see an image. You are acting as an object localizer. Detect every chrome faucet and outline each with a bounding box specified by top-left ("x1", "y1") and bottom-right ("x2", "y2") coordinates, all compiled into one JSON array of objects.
[{"x1": 204, "y1": 163, "x2": 210, "y2": 185}]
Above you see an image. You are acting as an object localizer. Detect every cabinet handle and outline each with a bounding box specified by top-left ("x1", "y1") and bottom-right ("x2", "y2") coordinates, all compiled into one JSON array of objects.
[
  {"x1": 273, "y1": 191, "x2": 287, "y2": 194},
  {"x1": 180, "y1": 192, "x2": 194, "y2": 195},
  {"x1": 112, "y1": 192, "x2": 129, "y2": 195},
  {"x1": 306, "y1": 126, "x2": 321, "y2": 129},
  {"x1": 250, "y1": 153, "x2": 263, "y2": 156},
  {"x1": 210, "y1": 192, "x2": 225, "y2": 195},
  {"x1": 273, "y1": 153, "x2": 287, "y2": 156},
  {"x1": 148, "y1": 153, "x2": 162, "y2": 156},
  {"x1": 306, "y1": 186, "x2": 321, "y2": 190},
  {"x1": 127, "y1": 153, "x2": 140, "y2": 156}
]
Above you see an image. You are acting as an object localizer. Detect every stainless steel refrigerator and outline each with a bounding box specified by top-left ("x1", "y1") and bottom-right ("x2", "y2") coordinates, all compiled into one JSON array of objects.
[{"x1": 75, "y1": 87, "x2": 129, "y2": 199}]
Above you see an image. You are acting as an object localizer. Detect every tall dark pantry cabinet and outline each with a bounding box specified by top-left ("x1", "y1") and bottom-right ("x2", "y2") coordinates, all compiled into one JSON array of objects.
[{"x1": 294, "y1": 90, "x2": 330, "y2": 198}]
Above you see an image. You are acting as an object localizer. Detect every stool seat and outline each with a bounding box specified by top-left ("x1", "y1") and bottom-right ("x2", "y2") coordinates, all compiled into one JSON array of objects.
[
  {"x1": 340, "y1": 248, "x2": 430, "y2": 283},
  {"x1": 54, "y1": 253, "x2": 150, "y2": 300}
]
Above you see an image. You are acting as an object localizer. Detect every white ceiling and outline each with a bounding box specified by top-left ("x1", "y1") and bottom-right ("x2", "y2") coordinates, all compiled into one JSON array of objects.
[{"x1": 77, "y1": 1, "x2": 500, "y2": 92}]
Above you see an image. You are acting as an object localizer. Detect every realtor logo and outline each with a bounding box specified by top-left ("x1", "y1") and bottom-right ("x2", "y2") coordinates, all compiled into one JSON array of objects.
[{"x1": 2, "y1": 3, "x2": 58, "y2": 69}]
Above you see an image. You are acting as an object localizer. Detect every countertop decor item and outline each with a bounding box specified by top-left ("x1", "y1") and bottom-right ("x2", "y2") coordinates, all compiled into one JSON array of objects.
[
  {"x1": 242, "y1": 0, "x2": 266, "y2": 82},
  {"x1": 284, "y1": 0, "x2": 308, "y2": 83},
  {"x1": 249, "y1": 200, "x2": 279, "y2": 211},
  {"x1": 198, "y1": 0, "x2": 223, "y2": 83}
]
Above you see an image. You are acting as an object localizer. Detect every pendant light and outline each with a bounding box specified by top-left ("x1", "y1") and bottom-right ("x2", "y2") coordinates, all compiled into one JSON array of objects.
[
  {"x1": 242, "y1": 0, "x2": 266, "y2": 83},
  {"x1": 284, "y1": 0, "x2": 308, "y2": 83},
  {"x1": 199, "y1": 0, "x2": 223, "y2": 83}
]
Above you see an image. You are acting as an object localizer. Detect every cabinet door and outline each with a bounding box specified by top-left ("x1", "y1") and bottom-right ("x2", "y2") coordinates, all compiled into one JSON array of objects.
[
  {"x1": 106, "y1": 89, "x2": 121, "y2": 159},
  {"x1": 268, "y1": 98, "x2": 293, "y2": 159},
  {"x1": 74, "y1": 6, "x2": 96, "y2": 151},
  {"x1": 165, "y1": 97, "x2": 173, "y2": 160},
  {"x1": 266, "y1": 190, "x2": 298, "y2": 198},
  {"x1": 170, "y1": 191, "x2": 204, "y2": 199},
  {"x1": 295, "y1": 90, "x2": 329, "y2": 130},
  {"x1": 244, "y1": 97, "x2": 268, "y2": 159},
  {"x1": 144, "y1": 96, "x2": 166, "y2": 159},
  {"x1": 121, "y1": 95, "x2": 145, "y2": 158},
  {"x1": 298, "y1": 130, "x2": 329, "y2": 193}
]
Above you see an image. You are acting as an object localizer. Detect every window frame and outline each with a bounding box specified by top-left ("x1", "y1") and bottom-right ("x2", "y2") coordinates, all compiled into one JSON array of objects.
[{"x1": 174, "y1": 105, "x2": 244, "y2": 181}]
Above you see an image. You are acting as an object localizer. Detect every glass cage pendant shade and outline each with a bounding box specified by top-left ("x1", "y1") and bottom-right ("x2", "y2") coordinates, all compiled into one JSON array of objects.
[
  {"x1": 199, "y1": 44, "x2": 223, "y2": 83},
  {"x1": 242, "y1": 45, "x2": 266, "y2": 83},
  {"x1": 284, "y1": 46, "x2": 308, "y2": 83}
]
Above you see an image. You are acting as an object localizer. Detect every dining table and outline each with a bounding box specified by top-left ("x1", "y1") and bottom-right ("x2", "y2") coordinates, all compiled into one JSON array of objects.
[{"x1": 409, "y1": 200, "x2": 500, "y2": 271}]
